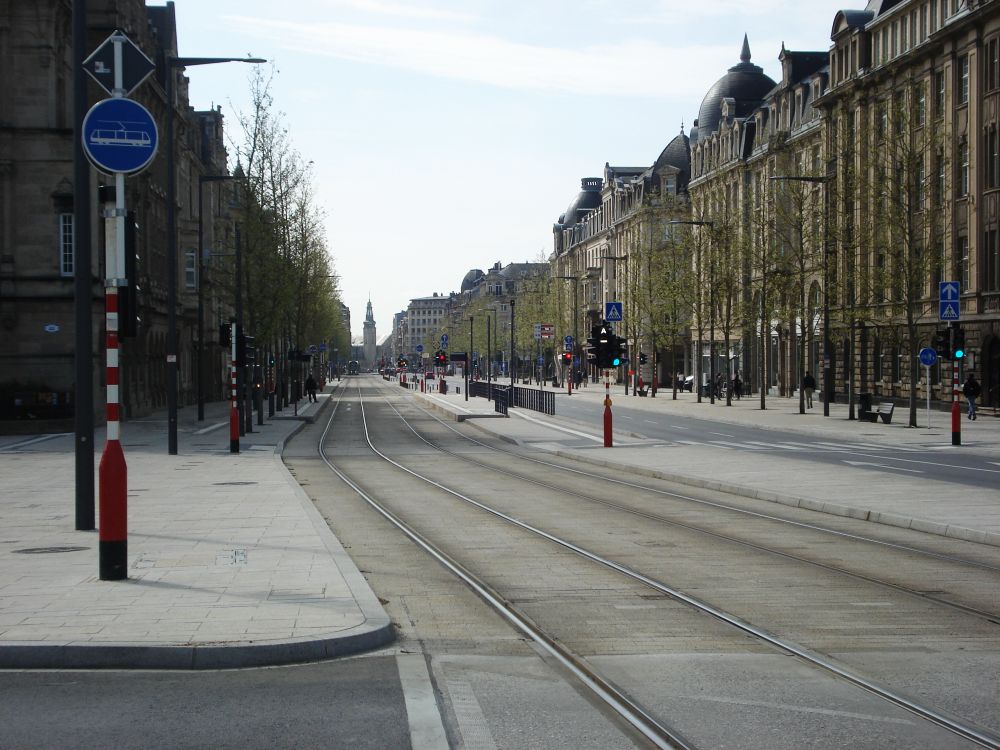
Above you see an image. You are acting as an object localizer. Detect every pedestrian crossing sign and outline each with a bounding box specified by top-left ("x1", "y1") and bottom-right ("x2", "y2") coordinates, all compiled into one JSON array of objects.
[
  {"x1": 605, "y1": 302, "x2": 623, "y2": 322},
  {"x1": 939, "y1": 301, "x2": 960, "y2": 321}
]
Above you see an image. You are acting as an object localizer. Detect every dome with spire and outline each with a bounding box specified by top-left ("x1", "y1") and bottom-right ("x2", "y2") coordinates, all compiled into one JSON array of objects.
[
  {"x1": 653, "y1": 126, "x2": 691, "y2": 191},
  {"x1": 696, "y1": 35, "x2": 776, "y2": 138}
]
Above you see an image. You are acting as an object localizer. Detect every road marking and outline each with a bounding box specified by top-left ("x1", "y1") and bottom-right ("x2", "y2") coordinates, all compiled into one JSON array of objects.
[
  {"x1": 509, "y1": 409, "x2": 604, "y2": 442},
  {"x1": 709, "y1": 441, "x2": 750, "y2": 450},
  {"x1": 843, "y1": 451, "x2": 1000, "y2": 473},
  {"x1": 843, "y1": 460, "x2": 923, "y2": 473},
  {"x1": 0, "y1": 432, "x2": 72, "y2": 452},
  {"x1": 397, "y1": 654, "x2": 450, "y2": 750},
  {"x1": 671, "y1": 425, "x2": 688, "y2": 430},
  {"x1": 193, "y1": 421, "x2": 226, "y2": 435},
  {"x1": 645, "y1": 419, "x2": 658, "y2": 424},
  {"x1": 675, "y1": 694, "x2": 914, "y2": 725},
  {"x1": 709, "y1": 431, "x2": 734, "y2": 437}
]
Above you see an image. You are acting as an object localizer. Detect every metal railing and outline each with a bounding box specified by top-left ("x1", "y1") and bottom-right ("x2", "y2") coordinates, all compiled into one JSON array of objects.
[
  {"x1": 468, "y1": 381, "x2": 553, "y2": 416},
  {"x1": 494, "y1": 386, "x2": 509, "y2": 415}
]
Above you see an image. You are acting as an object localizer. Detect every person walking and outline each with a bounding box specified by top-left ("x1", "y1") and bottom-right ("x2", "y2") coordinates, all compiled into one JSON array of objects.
[
  {"x1": 802, "y1": 371, "x2": 816, "y2": 409},
  {"x1": 963, "y1": 373, "x2": 981, "y2": 420},
  {"x1": 305, "y1": 373, "x2": 318, "y2": 403},
  {"x1": 732, "y1": 373, "x2": 742, "y2": 400}
]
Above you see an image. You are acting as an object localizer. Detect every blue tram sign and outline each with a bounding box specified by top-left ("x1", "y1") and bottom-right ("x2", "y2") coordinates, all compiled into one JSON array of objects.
[{"x1": 82, "y1": 97, "x2": 158, "y2": 175}]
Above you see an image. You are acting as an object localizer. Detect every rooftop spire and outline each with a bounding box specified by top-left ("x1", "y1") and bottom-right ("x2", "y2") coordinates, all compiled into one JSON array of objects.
[{"x1": 740, "y1": 33, "x2": 751, "y2": 63}]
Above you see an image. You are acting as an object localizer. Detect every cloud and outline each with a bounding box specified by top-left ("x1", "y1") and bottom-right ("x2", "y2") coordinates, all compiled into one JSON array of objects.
[
  {"x1": 226, "y1": 15, "x2": 728, "y2": 98},
  {"x1": 325, "y1": 0, "x2": 477, "y2": 23}
]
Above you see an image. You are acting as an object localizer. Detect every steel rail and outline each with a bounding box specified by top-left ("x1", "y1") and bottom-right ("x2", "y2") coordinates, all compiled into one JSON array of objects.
[
  {"x1": 378, "y1": 393, "x2": 1000, "y2": 624},
  {"x1": 408, "y1": 386, "x2": 1000, "y2": 574},
  {"x1": 316, "y1": 383, "x2": 697, "y2": 750},
  {"x1": 359, "y1": 381, "x2": 1000, "y2": 749}
]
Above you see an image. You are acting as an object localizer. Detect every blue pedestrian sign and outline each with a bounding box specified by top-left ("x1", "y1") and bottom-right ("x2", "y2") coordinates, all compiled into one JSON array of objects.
[
  {"x1": 564, "y1": 335, "x2": 573, "y2": 345},
  {"x1": 605, "y1": 302, "x2": 623, "y2": 322},
  {"x1": 939, "y1": 280, "x2": 961, "y2": 321},
  {"x1": 441, "y1": 334, "x2": 449, "y2": 346},
  {"x1": 415, "y1": 344, "x2": 423, "y2": 352},
  {"x1": 82, "y1": 98, "x2": 158, "y2": 175},
  {"x1": 919, "y1": 347, "x2": 938, "y2": 367}
]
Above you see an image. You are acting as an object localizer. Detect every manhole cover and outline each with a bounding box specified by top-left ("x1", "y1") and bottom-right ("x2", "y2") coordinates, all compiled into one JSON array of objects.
[
  {"x1": 13, "y1": 546, "x2": 89, "y2": 554},
  {"x1": 212, "y1": 481, "x2": 258, "y2": 486}
]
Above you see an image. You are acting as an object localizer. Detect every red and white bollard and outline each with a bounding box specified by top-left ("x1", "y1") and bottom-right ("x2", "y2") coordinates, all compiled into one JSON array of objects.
[
  {"x1": 603, "y1": 368, "x2": 613, "y2": 448},
  {"x1": 99, "y1": 285, "x2": 128, "y2": 580},
  {"x1": 230, "y1": 322, "x2": 240, "y2": 453},
  {"x1": 952, "y1": 358, "x2": 961, "y2": 446}
]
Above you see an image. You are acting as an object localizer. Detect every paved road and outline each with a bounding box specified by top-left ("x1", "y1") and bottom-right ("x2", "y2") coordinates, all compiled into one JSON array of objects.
[{"x1": 555, "y1": 396, "x2": 1000, "y2": 490}]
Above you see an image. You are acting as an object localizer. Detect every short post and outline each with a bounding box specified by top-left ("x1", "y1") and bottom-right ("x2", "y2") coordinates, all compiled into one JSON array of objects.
[
  {"x1": 603, "y1": 368, "x2": 613, "y2": 448},
  {"x1": 229, "y1": 322, "x2": 239, "y2": 453},
  {"x1": 952, "y1": 356, "x2": 961, "y2": 446},
  {"x1": 924, "y1": 364, "x2": 931, "y2": 429}
]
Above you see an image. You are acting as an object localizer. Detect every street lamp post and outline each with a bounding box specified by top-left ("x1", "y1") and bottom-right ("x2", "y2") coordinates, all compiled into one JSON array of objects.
[
  {"x1": 196, "y1": 174, "x2": 237, "y2": 421},
  {"x1": 510, "y1": 299, "x2": 516, "y2": 388},
  {"x1": 556, "y1": 275, "x2": 580, "y2": 393},
  {"x1": 770, "y1": 174, "x2": 831, "y2": 417},
  {"x1": 165, "y1": 53, "x2": 264, "y2": 454},
  {"x1": 670, "y1": 220, "x2": 715, "y2": 404}
]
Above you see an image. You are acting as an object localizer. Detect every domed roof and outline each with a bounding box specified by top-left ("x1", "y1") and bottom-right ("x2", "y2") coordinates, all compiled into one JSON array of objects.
[
  {"x1": 558, "y1": 177, "x2": 603, "y2": 226},
  {"x1": 653, "y1": 130, "x2": 691, "y2": 189},
  {"x1": 697, "y1": 35, "x2": 776, "y2": 138},
  {"x1": 461, "y1": 268, "x2": 484, "y2": 292}
]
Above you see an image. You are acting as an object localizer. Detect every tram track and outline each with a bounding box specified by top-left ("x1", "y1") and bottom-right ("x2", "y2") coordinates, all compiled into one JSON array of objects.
[
  {"x1": 380, "y1": 389, "x2": 1000, "y2": 624},
  {"x1": 317, "y1": 380, "x2": 1000, "y2": 749}
]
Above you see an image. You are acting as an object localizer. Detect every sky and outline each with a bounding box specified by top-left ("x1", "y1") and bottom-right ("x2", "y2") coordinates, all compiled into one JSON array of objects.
[{"x1": 173, "y1": 0, "x2": 854, "y2": 342}]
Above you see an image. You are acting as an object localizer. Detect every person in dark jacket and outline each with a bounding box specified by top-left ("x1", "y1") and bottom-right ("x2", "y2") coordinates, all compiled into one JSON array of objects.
[
  {"x1": 305, "y1": 374, "x2": 318, "y2": 403},
  {"x1": 963, "y1": 374, "x2": 981, "y2": 420},
  {"x1": 802, "y1": 372, "x2": 816, "y2": 408},
  {"x1": 732, "y1": 373, "x2": 742, "y2": 400}
]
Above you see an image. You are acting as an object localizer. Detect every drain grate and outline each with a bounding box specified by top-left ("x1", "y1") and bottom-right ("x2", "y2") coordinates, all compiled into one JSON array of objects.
[
  {"x1": 13, "y1": 546, "x2": 89, "y2": 554},
  {"x1": 212, "y1": 481, "x2": 258, "y2": 486}
]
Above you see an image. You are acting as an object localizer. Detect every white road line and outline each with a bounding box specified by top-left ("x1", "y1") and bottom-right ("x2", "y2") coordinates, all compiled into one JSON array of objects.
[
  {"x1": 671, "y1": 425, "x2": 688, "y2": 430},
  {"x1": 397, "y1": 654, "x2": 450, "y2": 750},
  {"x1": 0, "y1": 432, "x2": 72, "y2": 452},
  {"x1": 644, "y1": 419, "x2": 658, "y2": 424},
  {"x1": 744, "y1": 441, "x2": 797, "y2": 451},
  {"x1": 193, "y1": 421, "x2": 227, "y2": 435},
  {"x1": 709, "y1": 431, "x2": 734, "y2": 437},
  {"x1": 710, "y1": 440, "x2": 758, "y2": 450},
  {"x1": 674, "y1": 694, "x2": 914, "y2": 726},
  {"x1": 509, "y1": 409, "x2": 604, "y2": 442}
]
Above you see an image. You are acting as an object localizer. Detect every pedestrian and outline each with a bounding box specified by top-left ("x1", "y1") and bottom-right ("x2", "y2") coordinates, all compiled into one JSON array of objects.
[
  {"x1": 802, "y1": 371, "x2": 816, "y2": 409},
  {"x1": 305, "y1": 373, "x2": 318, "y2": 403},
  {"x1": 963, "y1": 373, "x2": 981, "y2": 420},
  {"x1": 715, "y1": 372, "x2": 725, "y2": 398},
  {"x1": 732, "y1": 373, "x2": 742, "y2": 400}
]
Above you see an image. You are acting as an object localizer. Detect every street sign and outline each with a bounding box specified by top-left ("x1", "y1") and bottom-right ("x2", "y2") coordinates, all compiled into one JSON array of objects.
[
  {"x1": 82, "y1": 98, "x2": 158, "y2": 175},
  {"x1": 605, "y1": 302, "x2": 623, "y2": 322},
  {"x1": 564, "y1": 343, "x2": 573, "y2": 352},
  {"x1": 564, "y1": 335, "x2": 574, "y2": 345},
  {"x1": 441, "y1": 334, "x2": 449, "y2": 347},
  {"x1": 919, "y1": 347, "x2": 938, "y2": 367},
  {"x1": 319, "y1": 343, "x2": 327, "y2": 351},
  {"x1": 416, "y1": 344, "x2": 423, "y2": 352},
  {"x1": 533, "y1": 323, "x2": 541, "y2": 341},
  {"x1": 83, "y1": 31, "x2": 156, "y2": 97},
  {"x1": 939, "y1": 281, "x2": 961, "y2": 321},
  {"x1": 308, "y1": 344, "x2": 318, "y2": 353},
  {"x1": 540, "y1": 323, "x2": 554, "y2": 339},
  {"x1": 449, "y1": 352, "x2": 468, "y2": 362}
]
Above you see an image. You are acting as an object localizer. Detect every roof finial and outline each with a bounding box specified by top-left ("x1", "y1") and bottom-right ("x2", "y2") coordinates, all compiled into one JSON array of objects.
[
  {"x1": 740, "y1": 33, "x2": 751, "y2": 63},
  {"x1": 680, "y1": 119, "x2": 685, "y2": 134}
]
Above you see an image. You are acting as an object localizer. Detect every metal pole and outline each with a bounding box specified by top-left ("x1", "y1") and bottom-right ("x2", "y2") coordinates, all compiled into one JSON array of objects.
[
  {"x1": 73, "y1": 0, "x2": 95, "y2": 530},
  {"x1": 486, "y1": 315, "x2": 491, "y2": 399},
  {"x1": 165, "y1": 59, "x2": 179, "y2": 455},
  {"x1": 467, "y1": 316, "x2": 472, "y2": 402},
  {"x1": 235, "y1": 224, "x2": 245, "y2": 437},
  {"x1": 510, "y1": 299, "x2": 515, "y2": 388},
  {"x1": 196, "y1": 178, "x2": 205, "y2": 421}
]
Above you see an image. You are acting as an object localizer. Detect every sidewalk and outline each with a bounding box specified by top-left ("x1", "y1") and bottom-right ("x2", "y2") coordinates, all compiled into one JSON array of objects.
[
  {"x1": 0, "y1": 385, "x2": 392, "y2": 669},
  {"x1": 423, "y1": 377, "x2": 1000, "y2": 548}
]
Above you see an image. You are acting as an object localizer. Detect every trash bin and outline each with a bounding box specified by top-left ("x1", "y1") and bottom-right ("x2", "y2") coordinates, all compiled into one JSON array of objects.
[{"x1": 859, "y1": 392, "x2": 873, "y2": 414}]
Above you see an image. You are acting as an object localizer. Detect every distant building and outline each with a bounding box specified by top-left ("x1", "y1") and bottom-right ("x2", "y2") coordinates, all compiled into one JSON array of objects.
[{"x1": 362, "y1": 299, "x2": 376, "y2": 365}]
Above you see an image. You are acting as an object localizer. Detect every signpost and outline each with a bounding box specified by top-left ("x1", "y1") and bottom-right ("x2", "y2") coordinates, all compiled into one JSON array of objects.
[
  {"x1": 919, "y1": 347, "x2": 937, "y2": 428},
  {"x1": 939, "y1": 282, "x2": 961, "y2": 445},
  {"x1": 84, "y1": 30, "x2": 158, "y2": 582},
  {"x1": 605, "y1": 302, "x2": 623, "y2": 322}
]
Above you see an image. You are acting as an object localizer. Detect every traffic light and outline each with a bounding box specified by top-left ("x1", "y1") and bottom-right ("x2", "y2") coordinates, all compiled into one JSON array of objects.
[
  {"x1": 933, "y1": 328, "x2": 951, "y2": 360},
  {"x1": 397, "y1": 357, "x2": 408, "y2": 369},
  {"x1": 435, "y1": 350, "x2": 447, "y2": 366},
  {"x1": 639, "y1": 352, "x2": 648, "y2": 365},
  {"x1": 952, "y1": 326, "x2": 966, "y2": 360},
  {"x1": 219, "y1": 323, "x2": 232, "y2": 348},
  {"x1": 562, "y1": 351, "x2": 572, "y2": 364},
  {"x1": 589, "y1": 322, "x2": 614, "y2": 368},
  {"x1": 609, "y1": 335, "x2": 625, "y2": 368}
]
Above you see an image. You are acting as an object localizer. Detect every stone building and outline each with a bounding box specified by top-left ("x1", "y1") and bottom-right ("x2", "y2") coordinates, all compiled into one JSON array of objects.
[
  {"x1": 362, "y1": 298, "x2": 376, "y2": 366},
  {"x1": 0, "y1": 0, "x2": 239, "y2": 424}
]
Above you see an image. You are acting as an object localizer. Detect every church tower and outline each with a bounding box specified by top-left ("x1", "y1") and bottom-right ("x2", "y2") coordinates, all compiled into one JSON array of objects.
[{"x1": 363, "y1": 299, "x2": 376, "y2": 366}]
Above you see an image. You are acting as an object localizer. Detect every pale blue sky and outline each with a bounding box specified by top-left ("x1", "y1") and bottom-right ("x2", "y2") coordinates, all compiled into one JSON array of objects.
[{"x1": 174, "y1": 0, "x2": 852, "y2": 341}]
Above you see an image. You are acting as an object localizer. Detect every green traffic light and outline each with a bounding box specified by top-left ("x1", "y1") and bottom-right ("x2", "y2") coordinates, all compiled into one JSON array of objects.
[
  {"x1": 611, "y1": 357, "x2": 621, "y2": 367},
  {"x1": 955, "y1": 348, "x2": 965, "y2": 359}
]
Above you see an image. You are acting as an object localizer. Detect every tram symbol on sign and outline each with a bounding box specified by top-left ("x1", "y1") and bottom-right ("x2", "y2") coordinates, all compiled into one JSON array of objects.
[{"x1": 89, "y1": 120, "x2": 153, "y2": 148}]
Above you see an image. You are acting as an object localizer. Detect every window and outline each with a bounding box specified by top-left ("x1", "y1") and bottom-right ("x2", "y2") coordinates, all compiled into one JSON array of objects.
[
  {"x1": 987, "y1": 125, "x2": 999, "y2": 189},
  {"x1": 958, "y1": 140, "x2": 969, "y2": 196},
  {"x1": 988, "y1": 38, "x2": 1000, "y2": 91},
  {"x1": 936, "y1": 148, "x2": 946, "y2": 203},
  {"x1": 985, "y1": 228, "x2": 999, "y2": 292},
  {"x1": 958, "y1": 236, "x2": 970, "y2": 289},
  {"x1": 184, "y1": 250, "x2": 197, "y2": 290},
  {"x1": 915, "y1": 82, "x2": 926, "y2": 127},
  {"x1": 935, "y1": 70, "x2": 946, "y2": 117},
  {"x1": 877, "y1": 100, "x2": 888, "y2": 139},
  {"x1": 917, "y1": 157, "x2": 926, "y2": 210},
  {"x1": 959, "y1": 55, "x2": 969, "y2": 105},
  {"x1": 59, "y1": 213, "x2": 74, "y2": 276}
]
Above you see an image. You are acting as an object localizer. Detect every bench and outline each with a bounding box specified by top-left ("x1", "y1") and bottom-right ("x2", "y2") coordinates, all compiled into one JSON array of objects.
[{"x1": 861, "y1": 402, "x2": 894, "y2": 424}]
